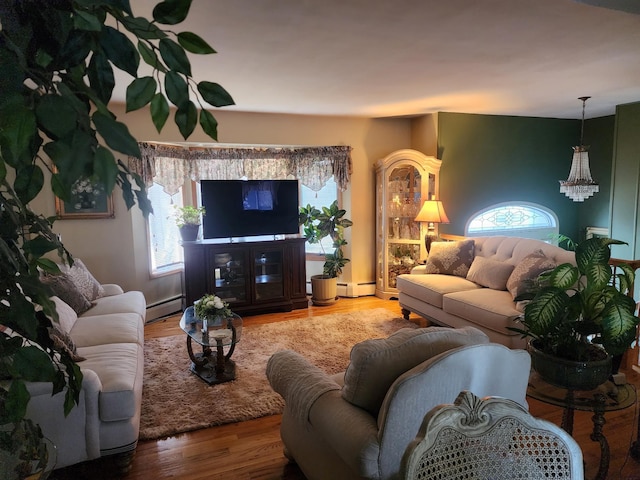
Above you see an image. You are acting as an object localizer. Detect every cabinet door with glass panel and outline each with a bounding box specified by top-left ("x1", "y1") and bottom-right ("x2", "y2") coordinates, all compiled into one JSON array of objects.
[{"x1": 375, "y1": 150, "x2": 442, "y2": 299}]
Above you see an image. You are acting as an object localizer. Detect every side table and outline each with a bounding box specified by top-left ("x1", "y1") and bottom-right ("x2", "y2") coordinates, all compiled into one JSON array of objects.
[
  {"x1": 179, "y1": 306, "x2": 243, "y2": 385},
  {"x1": 527, "y1": 372, "x2": 636, "y2": 480}
]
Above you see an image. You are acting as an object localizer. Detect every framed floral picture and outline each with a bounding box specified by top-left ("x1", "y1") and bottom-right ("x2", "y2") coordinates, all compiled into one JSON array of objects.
[{"x1": 55, "y1": 176, "x2": 114, "y2": 219}]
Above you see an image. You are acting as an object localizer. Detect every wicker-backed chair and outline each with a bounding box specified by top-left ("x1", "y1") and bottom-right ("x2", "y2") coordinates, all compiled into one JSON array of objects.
[{"x1": 402, "y1": 390, "x2": 584, "y2": 480}]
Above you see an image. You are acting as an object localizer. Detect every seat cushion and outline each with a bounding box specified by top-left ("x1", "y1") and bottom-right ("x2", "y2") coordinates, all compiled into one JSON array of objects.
[
  {"x1": 70, "y1": 313, "x2": 144, "y2": 348},
  {"x1": 82, "y1": 291, "x2": 146, "y2": 322},
  {"x1": 442, "y1": 289, "x2": 523, "y2": 335},
  {"x1": 342, "y1": 326, "x2": 489, "y2": 416},
  {"x1": 396, "y1": 274, "x2": 481, "y2": 309},
  {"x1": 77, "y1": 342, "x2": 143, "y2": 422}
]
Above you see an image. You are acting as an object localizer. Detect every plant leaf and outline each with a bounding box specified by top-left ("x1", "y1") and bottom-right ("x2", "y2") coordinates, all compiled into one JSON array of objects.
[
  {"x1": 150, "y1": 93, "x2": 170, "y2": 132},
  {"x1": 164, "y1": 71, "x2": 189, "y2": 108},
  {"x1": 153, "y1": 0, "x2": 193, "y2": 25},
  {"x1": 138, "y1": 41, "x2": 167, "y2": 73},
  {"x1": 93, "y1": 112, "x2": 141, "y2": 157},
  {"x1": 120, "y1": 16, "x2": 167, "y2": 40},
  {"x1": 74, "y1": 10, "x2": 102, "y2": 31},
  {"x1": 199, "y1": 109, "x2": 218, "y2": 140},
  {"x1": 126, "y1": 76, "x2": 157, "y2": 112},
  {"x1": 159, "y1": 38, "x2": 192, "y2": 76},
  {"x1": 88, "y1": 50, "x2": 116, "y2": 104},
  {"x1": 100, "y1": 25, "x2": 140, "y2": 77},
  {"x1": 14, "y1": 165, "x2": 44, "y2": 204},
  {"x1": 175, "y1": 101, "x2": 197, "y2": 139},
  {"x1": 177, "y1": 31, "x2": 216, "y2": 54},
  {"x1": 93, "y1": 146, "x2": 119, "y2": 194},
  {"x1": 35, "y1": 95, "x2": 77, "y2": 140},
  {"x1": 0, "y1": 105, "x2": 37, "y2": 162},
  {"x1": 197, "y1": 81, "x2": 235, "y2": 107}
]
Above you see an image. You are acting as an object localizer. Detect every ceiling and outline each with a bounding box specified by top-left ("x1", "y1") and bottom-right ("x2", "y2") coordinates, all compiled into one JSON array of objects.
[{"x1": 123, "y1": 0, "x2": 640, "y2": 120}]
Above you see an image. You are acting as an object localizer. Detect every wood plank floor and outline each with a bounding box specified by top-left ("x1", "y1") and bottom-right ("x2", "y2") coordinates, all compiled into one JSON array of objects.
[{"x1": 53, "y1": 296, "x2": 640, "y2": 479}]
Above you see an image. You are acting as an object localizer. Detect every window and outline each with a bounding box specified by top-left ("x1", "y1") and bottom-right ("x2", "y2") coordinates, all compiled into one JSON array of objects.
[
  {"x1": 465, "y1": 202, "x2": 558, "y2": 242},
  {"x1": 148, "y1": 183, "x2": 185, "y2": 276},
  {"x1": 300, "y1": 177, "x2": 338, "y2": 255}
]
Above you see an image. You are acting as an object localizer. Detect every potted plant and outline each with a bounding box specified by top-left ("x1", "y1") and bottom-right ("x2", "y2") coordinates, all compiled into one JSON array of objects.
[
  {"x1": 510, "y1": 237, "x2": 639, "y2": 390},
  {"x1": 174, "y1": 205, "x2": 206, "y2": 241},
  {"x1": 299, "y1": 200, "x2": 353, "y2": 305},
  {"x1": 0, "y1": 0, "x2": 233, "y2": 476}
]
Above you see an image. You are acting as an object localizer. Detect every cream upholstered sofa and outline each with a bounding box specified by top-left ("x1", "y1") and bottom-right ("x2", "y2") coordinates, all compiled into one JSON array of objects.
[
  {"x1": 266, "y1": 326, "x2": 531, "y2": 480},
  {"x1": 396, "y1": 236, "x2": 576, "y2": 348},
  {"x1": 25, "y1": 260, "x2": 146, "y2": 470}
]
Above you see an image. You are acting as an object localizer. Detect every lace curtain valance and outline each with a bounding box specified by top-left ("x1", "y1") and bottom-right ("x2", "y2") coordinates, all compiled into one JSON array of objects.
[{"x1": 127, "y1": 142, "x2": 352, "y2": 195}]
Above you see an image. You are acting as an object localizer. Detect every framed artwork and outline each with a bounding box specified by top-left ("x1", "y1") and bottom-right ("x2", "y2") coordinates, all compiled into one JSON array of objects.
[{"x1": 55, "y1": 176, "x2": 114, "y2": 219}]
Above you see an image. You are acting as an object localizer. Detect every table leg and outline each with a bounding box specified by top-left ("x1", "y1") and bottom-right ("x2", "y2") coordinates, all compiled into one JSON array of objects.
[
  {"x1": 186, "y1": 336, "x2": 209, "y2": 366},
  {"x1": 631, "y1": 404, "x2": 640, "y2": 460},
  {"x1": 561, "y1": 390, "x2": 575, "y2": 435},
  {"x1": 590, "y1": 393, "x2": 609, "y2": 480}
]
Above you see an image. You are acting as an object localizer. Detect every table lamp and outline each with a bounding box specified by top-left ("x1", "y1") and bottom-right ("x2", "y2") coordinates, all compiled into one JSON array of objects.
[{"x1": 415, "y1": 199, "x2": 449, "y2": 253}]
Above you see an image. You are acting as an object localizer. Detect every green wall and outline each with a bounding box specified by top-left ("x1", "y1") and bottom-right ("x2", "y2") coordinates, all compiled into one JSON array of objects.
[{"x1": 436, "y1": 112, "x2": 614, "y2": 242}]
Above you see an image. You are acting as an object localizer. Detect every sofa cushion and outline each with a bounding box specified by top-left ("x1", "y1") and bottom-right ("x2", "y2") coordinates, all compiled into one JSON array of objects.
[
  {"x1": 77, "y1": 342, "x2": 143, "y2": 422},
  {"x1": 59, "y1": 259, "x2": 105, "y2": 302},
  {"x1": 506, "y1": 250, "x2": 557, "y2": 299},
  {"x1": 342, "y1": 326, "x2": 489, "y2": 416},
  {"x1": 442, "y1": 289, "x2": 523, "y2": 335},
  {"x1": 424, "y1": 239, "x2": 475, "y2": 277},
  {"x1": 50, "y1": 296, "x2": 79, "y2": 334},
  {"x1": 70, "y1": 313, "x2": 144, "y2": 348},
  {"x1": 82, "y1": 291, "x2": 146, "y2": 322},
  {"x1": 466, "y1": 256, "x2": 515, "y2": 291},
  {"x1": 396, "y1": 273, "x2": 481, "y2": 309},
  {"x1": 42, "y1": 273, "x2": 93, "y2": 315}
]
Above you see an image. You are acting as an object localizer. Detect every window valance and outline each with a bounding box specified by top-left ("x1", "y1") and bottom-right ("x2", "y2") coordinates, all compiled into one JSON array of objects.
[{"x1": 127, "y1": 142, "x2": 352, "y2": 195}]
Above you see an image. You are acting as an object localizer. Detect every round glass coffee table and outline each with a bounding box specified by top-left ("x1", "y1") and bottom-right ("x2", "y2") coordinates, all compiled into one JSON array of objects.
[{"x1": 179, "y1": 306, "x2": 243, "y2": 385}]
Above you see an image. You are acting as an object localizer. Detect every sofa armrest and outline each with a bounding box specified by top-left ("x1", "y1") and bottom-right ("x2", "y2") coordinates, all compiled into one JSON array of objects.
[
  {"x1": 25, "y1": 368, "x2": 102, "y2": 468},
  {"x1": 101, "y1": 284, "x2": 124, "y2": 296},
  {"x1": 410, "y1": 265, "x2": 428, "y2": 274},
  {"x1": 266, "y1": 350, "x2": 340, "y2": 423}
]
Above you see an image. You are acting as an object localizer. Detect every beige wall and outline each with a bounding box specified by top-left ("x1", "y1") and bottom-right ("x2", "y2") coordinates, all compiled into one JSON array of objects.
[{"x1": 31, "y1": 105, "x2": 421, "y2": 309}]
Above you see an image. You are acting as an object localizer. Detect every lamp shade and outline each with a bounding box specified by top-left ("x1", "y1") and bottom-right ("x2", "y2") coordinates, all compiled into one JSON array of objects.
[{"x1": 415, "y1": 200, "x2": 450, "y2": 224}]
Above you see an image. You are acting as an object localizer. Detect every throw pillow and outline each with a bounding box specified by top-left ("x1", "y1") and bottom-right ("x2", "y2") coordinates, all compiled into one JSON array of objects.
[
  {"x1": 423, "y1": 239, "x2": 475, "y2": 277},
  {"x1": 41, "y1": 273, "x2": 93, "y2": 315},
  {"x1": 50, "y1": 296, "x2": 79, "y2": 334},
  {"x1": 48, "y1": 325, "x2": 86, "y2": 362},
  {"x1": 341, "y1": 326, "x2": 489, "y2": 416},
  {"x1": 506, "y1": 250, "x2": 557, "y2": 300},
  {"x1": 466, "y1": 256, "x2": 515, "y2": 290},
  {"x1": 59, "y1": 258, "x2": 104, "y2": 301}
]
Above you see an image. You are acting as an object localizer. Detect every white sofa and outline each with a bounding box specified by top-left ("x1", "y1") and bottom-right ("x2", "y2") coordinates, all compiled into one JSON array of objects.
[
  {"x1": 25, "y1": 280, "x2": 146, "y2": 470},
  {"x1": 396, "y1": 236, "x2": 576, "y2": 348},
  {"x1": 266, "y1": 326, "x2": 531, "y2": 480}
]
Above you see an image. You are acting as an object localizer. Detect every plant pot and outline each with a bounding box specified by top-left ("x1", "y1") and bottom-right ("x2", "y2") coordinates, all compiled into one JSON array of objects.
[
  {"x1": 179, "y1": 225, "x2": 200, "y2": 242},
  {"x1": 310, "y1": 274, "x2": 338, "y2": 306},
  {"x1": 528, "y1": 340, "x2": 612, "y2": 391}
]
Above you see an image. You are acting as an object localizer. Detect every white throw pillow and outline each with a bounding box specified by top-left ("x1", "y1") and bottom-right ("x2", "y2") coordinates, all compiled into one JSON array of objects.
[
  {"x1": 50, "y1": 296, "x2": 79, "y2": 333},
  {"x1": 466, "y1": 256, "x2": 515, "y2": 291}
]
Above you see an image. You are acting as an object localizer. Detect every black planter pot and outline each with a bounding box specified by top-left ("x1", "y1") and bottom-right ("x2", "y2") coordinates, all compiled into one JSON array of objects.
[
  {"x1": 179, "y1": 225, "x2": 200, "y2": 242},
  {"x1": 528, "y1": 340, "x2": 612, "y2": 391}
]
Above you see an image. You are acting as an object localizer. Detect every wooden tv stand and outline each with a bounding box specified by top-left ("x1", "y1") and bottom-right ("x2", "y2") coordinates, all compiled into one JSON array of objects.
[{"x1": 182, "y1": 236, "x2": 308, "y2": 316}]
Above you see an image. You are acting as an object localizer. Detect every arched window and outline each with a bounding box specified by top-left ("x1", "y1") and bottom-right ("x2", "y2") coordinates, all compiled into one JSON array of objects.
[{"x1": 465, "y1": 202, "x2": 559, "y2": 242}]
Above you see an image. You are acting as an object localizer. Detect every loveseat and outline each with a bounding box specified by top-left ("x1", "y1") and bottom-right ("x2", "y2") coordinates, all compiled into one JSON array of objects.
[
  {"x1": 266, "y1": 326, "x2": 531, "y2": 480},
  {"x1": 24, "y1": 260, "x2": 146, "y2": 470},
  {"x1": 396, "y1": 236, "x2": 576, "y2": 348}
]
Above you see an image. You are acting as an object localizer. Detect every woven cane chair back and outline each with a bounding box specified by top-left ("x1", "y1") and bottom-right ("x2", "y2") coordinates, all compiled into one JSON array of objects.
[{"x1": 402, "y1": 391, "x2": 584, "y2": 480}]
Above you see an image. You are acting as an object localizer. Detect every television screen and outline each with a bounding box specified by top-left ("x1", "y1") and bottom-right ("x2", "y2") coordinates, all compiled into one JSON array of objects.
[{"x1": 201, "y1": 180, "x2": 300, "y2": 239}]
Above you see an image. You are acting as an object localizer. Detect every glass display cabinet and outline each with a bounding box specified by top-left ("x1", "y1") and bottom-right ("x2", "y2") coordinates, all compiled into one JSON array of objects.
[{"x1": 375, "y1": 149, "x2": 442, "y2": 299}]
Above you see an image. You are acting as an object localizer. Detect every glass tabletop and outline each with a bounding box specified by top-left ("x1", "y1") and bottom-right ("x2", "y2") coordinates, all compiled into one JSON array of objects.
[
  {"x1": 179, "y1": 306, "x2": 243, "y2": 348},
  {"x1": 527, "y1": 372, "x2": 636, "y2": 412}
]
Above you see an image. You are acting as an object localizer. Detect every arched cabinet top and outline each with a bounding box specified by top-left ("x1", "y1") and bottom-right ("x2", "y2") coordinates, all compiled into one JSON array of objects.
[{"x1": 376, "y1": 149, "x2": 442, "y2": 173}]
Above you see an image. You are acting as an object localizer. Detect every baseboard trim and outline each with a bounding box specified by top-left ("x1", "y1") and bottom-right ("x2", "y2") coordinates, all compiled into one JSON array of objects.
[{"x1": 146, "y1": 297, "x2": 182, "y2": 322}]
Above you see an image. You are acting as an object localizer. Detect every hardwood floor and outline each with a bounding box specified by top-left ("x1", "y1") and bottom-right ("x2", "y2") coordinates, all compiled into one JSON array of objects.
[{"x1": 53, "y1": 296, "x2": 640, "y2": 480}]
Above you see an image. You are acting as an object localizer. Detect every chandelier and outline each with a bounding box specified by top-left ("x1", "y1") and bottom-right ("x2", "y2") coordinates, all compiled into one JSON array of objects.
[{"x1": 559, "y1": 96, "x2": 599, "y2": 202}]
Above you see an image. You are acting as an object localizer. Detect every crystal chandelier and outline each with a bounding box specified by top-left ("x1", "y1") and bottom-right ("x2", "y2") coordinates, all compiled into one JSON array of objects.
[{"x1": 559, "y1": 96, "x2": 599, "y2": 202}]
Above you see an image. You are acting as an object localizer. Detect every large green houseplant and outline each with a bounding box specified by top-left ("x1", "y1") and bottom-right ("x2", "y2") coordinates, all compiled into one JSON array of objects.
[
  {"x1": 0, "y1": 0, "x2": 233, "y2": 476},
  {"x1": 299, "y1": 200, "x2": 353, "y2": 305},
  {"x1": 511, "y1": 237, "x2": 639, "y2": 389}
]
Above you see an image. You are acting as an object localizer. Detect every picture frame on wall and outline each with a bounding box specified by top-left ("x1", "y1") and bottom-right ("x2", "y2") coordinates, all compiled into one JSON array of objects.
[{"x1": 54, "y1": 176, "x2": 114, "y2": 220}]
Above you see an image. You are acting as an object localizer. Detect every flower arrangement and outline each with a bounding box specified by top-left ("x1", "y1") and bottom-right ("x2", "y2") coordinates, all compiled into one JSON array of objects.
[{"x1": 194, "y1": 294, "x2": 232, "y2": 320}]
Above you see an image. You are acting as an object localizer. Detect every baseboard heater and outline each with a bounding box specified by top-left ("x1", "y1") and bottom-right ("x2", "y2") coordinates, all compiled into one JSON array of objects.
[{"x1": 145, "y1": 295, "x2": 183, "y2": 323}]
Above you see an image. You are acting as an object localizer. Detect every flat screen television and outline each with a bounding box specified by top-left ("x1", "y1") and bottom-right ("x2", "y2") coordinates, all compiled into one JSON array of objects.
[{"x1": 200, "y1": 179, "x2": 300, "y2": 239}]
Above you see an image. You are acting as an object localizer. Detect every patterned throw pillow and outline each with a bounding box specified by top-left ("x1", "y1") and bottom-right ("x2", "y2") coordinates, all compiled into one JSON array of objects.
[
  {"x1": 60, "y1": 258, "x2": 105, "y2": 301},
  {"x1": 41, "y1": 273, "x2": 93, "y2": 315},
  {"x1": 48, "y1": 325, "x2": 86, "y2": 362},
  {"x1": 424, "y1": 239, "x2": 475, "y2": 277},
  {"x1": 506, "y1": 250, "x2": 557, "y2": 300}
]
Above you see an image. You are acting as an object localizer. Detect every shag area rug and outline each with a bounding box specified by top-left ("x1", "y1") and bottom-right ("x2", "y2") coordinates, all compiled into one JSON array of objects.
[{"x1": 139, "y1": 308, "x2": 417, "y2": 440}]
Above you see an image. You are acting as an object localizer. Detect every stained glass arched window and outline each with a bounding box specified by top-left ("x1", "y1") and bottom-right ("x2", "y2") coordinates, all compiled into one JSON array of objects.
[{"x1": 465, "y1": 202, "x2": 558, "y2": 242}]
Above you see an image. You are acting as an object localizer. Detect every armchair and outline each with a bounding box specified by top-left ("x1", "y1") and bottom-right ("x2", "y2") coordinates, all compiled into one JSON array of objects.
[{"x1": 266, "y1": 326, "x2": 531, "y2": 480}]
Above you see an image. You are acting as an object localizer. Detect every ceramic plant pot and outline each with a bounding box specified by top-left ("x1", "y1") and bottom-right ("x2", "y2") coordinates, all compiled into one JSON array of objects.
[{"x1": 310, "y1": 274, "x2": 338, "y2": 306}]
